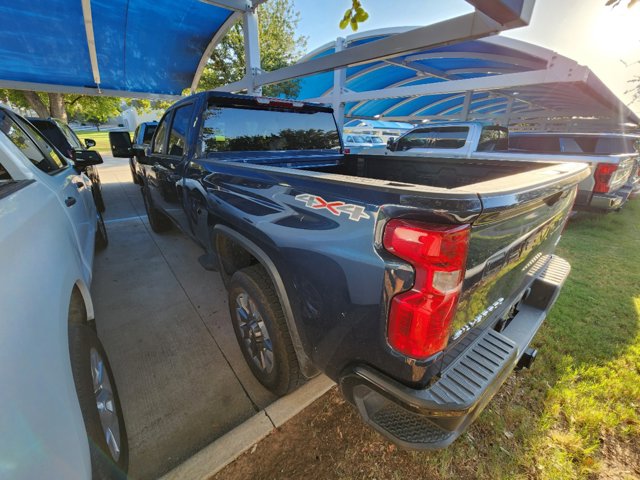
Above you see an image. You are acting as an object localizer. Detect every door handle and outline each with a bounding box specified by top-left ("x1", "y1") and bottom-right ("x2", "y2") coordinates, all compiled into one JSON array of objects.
[
  {"x1": 544, "y1": 191, "x2": 563, "y2": 207},
  {"x1": 65, "y1": 197, "x2": 77, "y2": 207}
]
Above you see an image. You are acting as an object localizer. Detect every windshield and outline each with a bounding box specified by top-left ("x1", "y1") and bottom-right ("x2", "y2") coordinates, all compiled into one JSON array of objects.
[
  {"x1": 200, "y1": 105, "x2": 340, "y2": 154},
  {"x1": 28, "y1": 119, "x2": 74, "y2": 155},
  {"x1": 56, "y1": 120, "x2": 84, "y2": 150}
]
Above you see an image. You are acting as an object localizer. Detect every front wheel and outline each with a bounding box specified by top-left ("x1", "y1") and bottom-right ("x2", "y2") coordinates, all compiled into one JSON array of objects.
[
  {"x1": 228, "y1": 265, "x2": 302, "y2": 396},
  {"x1": 142, "y1": 187, "x2": 172, "y2": 233},
  {"x1": 68, "y1": 324, "x2": 129, "y2": 479},
  {"x1": 92, "y1": 182, "x2": 106, "y2": 213},
  {"x1": 96, "y1": 211, "x2": 108, "y2": 250}
]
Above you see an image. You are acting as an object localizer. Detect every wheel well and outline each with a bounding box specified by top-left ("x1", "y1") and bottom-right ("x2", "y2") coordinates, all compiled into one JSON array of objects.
[
  {"x1": 216, "y1": 233, "x2": 258, "y2": 278},
  {"x1": 213, "y1": 225, "x2": 319, "y2": 379},
  {"x1": 68, "y1": 286, "x2": 88, "y2": 325}
]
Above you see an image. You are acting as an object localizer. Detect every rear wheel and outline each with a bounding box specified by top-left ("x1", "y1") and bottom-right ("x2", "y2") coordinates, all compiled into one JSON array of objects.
[
  {"x1": 228, "y1": 265, "x2": 301, "y2": 396},
  {"x1": 142, "y1": 187, "x2": 171, "y2": 233},
  {"x1": 68, "y1": 324, "x2": 128, "y2": 479}
]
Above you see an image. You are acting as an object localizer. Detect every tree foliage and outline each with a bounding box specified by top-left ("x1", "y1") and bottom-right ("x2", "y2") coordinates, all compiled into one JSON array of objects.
[
  {"x1": 605, "y1": 0, "x2": 639, "y2": 7},
  {"x1": 198, "y1": 0, "x2": 307, "y2": 97},
  {"x1": 339, "y1": 0, "x2": 369, "y2": 31},
  {"x1": 0, "y1": 89, "x2": 122, "y2": 123},
  {"x1": 338, "y1": 0, "x2": 633, "y2": 29}
]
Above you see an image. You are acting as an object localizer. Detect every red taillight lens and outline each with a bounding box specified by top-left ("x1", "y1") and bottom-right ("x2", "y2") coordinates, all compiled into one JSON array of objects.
[
  {"x1": 344, "y1": 148, "x2": 351, "y2": 154},
  {"x1": 383, "y1": 220, "x2": 470, "y2": 359},
  {"x1": 593, "y1": 163, "x2": 618, "y2": 194}
]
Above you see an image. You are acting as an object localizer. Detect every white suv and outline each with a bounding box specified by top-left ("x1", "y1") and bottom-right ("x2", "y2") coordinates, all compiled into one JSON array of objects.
[{"x1": 0, "y1": 107, "x2": 127, "y2": 479}]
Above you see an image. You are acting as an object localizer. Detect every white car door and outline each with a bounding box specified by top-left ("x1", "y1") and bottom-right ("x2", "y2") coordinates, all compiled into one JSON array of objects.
[{"x1": 0, "y1": 112, "x2": 96, "y2": 280}]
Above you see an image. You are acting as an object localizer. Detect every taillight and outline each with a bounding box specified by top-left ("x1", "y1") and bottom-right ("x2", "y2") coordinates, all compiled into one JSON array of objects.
[
  {"x1": 383, "y1": 220, "x2": 470, "y2": 359},
  {"x1": 344, "y1": 147, "x2": 351, "y2": 154},
  {"x1": 593, "y1": 163, "x2": 618, "y2": 194}
]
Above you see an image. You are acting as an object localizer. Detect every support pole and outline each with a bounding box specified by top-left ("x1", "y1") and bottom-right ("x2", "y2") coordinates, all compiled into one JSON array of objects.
[
  {"x1": 504, "y1": 96, "x2": 515, "y2": 124},
  {"x1": 333, "y1": 37, "x2": 346, "y2": 131},
  {"x1": 459, "y1": 90, "x2": 473, "y2": 120},
  {"x1": 81, "y1": 0, "x2": 101, "y2": 90},
  {"x1": 243, "y1": 8, "x2": 262, "y2": 95}
]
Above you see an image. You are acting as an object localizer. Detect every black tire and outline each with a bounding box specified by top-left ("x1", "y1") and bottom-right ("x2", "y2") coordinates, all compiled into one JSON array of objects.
[
  {"x1": 68, "y1": 324, "x2": 128, "y2": 479},
  {"x1": 95, "y1": 212, "x2": 108, "y2": 250},
  {"x1": 129, "y1": 160, "x2": 141, "y2": 186},
  {"x1": 228, "y1": 264, "x2": 301, "y2": 396},
  {"x1": 92, "y1": 182, "x2": 106, "y2": 213},
  {"x1": 142, "y1": 186, "x2": 172, "y2": 233}
]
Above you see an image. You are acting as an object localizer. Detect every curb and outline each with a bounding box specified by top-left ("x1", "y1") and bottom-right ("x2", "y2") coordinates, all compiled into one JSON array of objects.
[{"x1": 160, "y1": 375, "x2": 336, "y2": 480}]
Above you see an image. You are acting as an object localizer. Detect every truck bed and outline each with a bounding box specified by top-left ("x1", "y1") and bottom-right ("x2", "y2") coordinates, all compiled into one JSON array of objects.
[
  {"x1": 208, "y1": 150, "x2": 552, "y2": 190},
  {"x1": 201, "y1": 150, "x2": 587, "y2": 382}
]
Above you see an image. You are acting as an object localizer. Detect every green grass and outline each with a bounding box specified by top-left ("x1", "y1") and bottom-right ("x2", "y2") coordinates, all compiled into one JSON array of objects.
[
  {"x1": 446, "y1": 201, "x2": 640, "y2": 479},
  {"x1": 75, "y1": 130, "x2": 123, "y2": 154},
  {"x1": 519, "y1": 203, "x2": 640, "y2": 478}
]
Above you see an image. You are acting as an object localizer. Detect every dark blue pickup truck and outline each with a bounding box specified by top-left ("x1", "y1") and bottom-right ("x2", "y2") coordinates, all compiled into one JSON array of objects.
[{"x1": 110, "y1": 91, "x2": 589, "y2": 449}]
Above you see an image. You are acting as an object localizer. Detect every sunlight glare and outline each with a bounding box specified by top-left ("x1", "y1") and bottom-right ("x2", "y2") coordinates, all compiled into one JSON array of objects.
[{"x1": 590, "y1": 5, "x2": 640, "y2": 60}]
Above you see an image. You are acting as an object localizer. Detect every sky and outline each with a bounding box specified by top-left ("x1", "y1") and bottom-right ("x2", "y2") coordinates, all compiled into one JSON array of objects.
[{"x1": 293, "y1": 0, "x2": 640, "y2": 114}]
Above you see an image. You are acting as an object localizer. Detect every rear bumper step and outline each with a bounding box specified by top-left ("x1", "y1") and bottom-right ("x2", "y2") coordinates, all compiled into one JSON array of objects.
[{"x1": 340, "y1": 255, "x2": 571, "y2": 450}]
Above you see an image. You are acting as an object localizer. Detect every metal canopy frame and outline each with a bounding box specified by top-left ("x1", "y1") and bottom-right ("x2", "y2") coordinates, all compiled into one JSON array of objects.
[
  {"x1": 0, "y1": 0, "x2": 536, "y2": 107},
  {"x1": 215, "y1": 5, "x2": 533, "y2": 96},
  {"x1": 211, "y1": 0, "x2": 636, "y2": 129}
]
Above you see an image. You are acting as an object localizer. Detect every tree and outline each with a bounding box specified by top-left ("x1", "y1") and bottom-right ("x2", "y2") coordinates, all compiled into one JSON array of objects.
[
  {"x1": 197, "y1": 0, "x2": 307, "y2": 97},
  {"x1": 339, "y1": 0, "x2": 369, "y2": 31},
  {"x1": 0, "y1": 89, "x2": 122, "y2": 123},
  {"x1": 338, "y1": 0, "x2": 634, "y2": 30},
  {"x1": 606, "y1": 0, "x2": 639, "y2": 6}
]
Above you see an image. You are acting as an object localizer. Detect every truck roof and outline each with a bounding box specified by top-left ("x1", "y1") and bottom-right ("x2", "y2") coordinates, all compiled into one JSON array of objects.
[
  {"x1": 510, "y1": 131, "x2": 640, "y2": 139},
  {"x1": 172, "y1": 91, "x2": 334, "y2": 114}
]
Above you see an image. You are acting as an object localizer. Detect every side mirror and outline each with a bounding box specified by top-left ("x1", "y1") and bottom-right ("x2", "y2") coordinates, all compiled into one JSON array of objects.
[
  {"x1": 133, "y1": 145, "x2": 152, "y2": 165},
  {"x1": 72, "y1": 149, "x2": 103, "y2": 171},
  {"x1": 387, "y1": 138, "x2": 397, "y2": 151},
  {"x1": 109, "y1": 131, "x2": 133, "y2": 158},
  {"x1": 84, "y1": 138, "x2": 96, "y2": 148}
]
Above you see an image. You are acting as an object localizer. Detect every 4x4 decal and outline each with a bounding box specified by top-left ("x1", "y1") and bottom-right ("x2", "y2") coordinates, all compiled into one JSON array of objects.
[{"x1": 295, "y1": 194, "x2": 371, "y2": 222}]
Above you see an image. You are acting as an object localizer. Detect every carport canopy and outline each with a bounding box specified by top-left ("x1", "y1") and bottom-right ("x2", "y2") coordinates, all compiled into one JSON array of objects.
[
  {"x1": 293, "y1": 31, "x2": 640, "y2": 128},
  {"x1": 0, "y1": 0, "x2": 266, "y2": 99},
  {"x1": 1, "y1": 0, "x2": 634, "y2": 128},
  {"x1": 0, "y1": 0, "x2": 536, "y2": 100}
]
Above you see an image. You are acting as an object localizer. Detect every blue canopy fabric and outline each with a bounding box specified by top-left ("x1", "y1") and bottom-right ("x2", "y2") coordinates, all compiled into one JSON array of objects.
[{"x1": 0, "y1": 0, "x2": 233, "y2": 96}]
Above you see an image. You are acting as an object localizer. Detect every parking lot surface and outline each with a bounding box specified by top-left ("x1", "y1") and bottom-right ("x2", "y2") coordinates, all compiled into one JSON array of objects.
[{"x1": 91, "y1": 157, "x2": 277, "y2": 479}]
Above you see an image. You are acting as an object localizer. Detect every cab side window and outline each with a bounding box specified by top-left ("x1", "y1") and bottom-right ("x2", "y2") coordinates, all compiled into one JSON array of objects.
[
  {"x1": 152, "y1": 114, "x2": 170, "y2": 154},
  {"x1": 396, "y1": 127, "x2": 468, "y2": 151},
  {"x1": 0, "y1": 111, "x2": 63, "y2": 173},
  {"x1": 167, "y1": 104, "x2": 194, "y2": 157}
]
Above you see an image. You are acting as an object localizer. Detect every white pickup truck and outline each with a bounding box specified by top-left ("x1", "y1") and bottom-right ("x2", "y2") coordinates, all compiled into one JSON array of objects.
[
  {"x1": 0, "y1": 107, "x2": 127, "y2": 479},
  {"x1": 379, "y1": 122, "x2": 636, "y2": 212}
]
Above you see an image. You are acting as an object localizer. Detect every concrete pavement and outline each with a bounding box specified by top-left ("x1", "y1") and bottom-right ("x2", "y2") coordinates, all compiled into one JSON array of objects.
[{"x1": 91, "y1": 157, "x2": 278, "y2": 479}]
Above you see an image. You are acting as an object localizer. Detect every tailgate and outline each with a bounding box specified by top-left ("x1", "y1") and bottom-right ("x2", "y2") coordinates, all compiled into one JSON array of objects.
[
  {"x1": 609, "y1": 155, "x2": 636, "y2": 192},
  {"x1": 448, "y1": 162, "x2": 589, "y2": 347}
]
